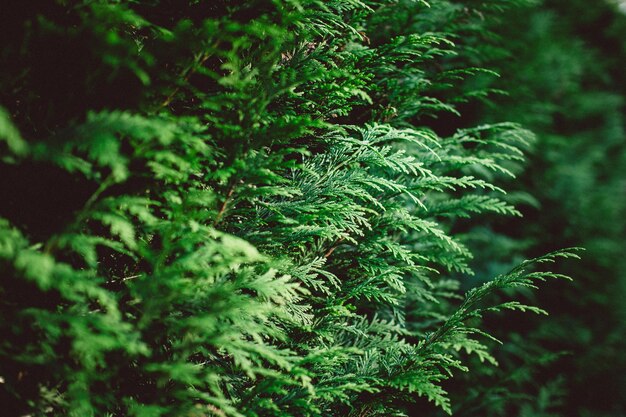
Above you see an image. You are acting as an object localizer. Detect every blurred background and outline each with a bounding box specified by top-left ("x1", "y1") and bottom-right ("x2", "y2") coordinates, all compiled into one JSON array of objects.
[{"x1": 429, "y1": 0, "x2": 626, "y2": 415}]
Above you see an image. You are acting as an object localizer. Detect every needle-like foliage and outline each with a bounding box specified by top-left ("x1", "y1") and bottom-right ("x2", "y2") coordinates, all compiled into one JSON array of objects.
[{"x1": 0, "y1": 1, "x2": 579, "y2": 416}]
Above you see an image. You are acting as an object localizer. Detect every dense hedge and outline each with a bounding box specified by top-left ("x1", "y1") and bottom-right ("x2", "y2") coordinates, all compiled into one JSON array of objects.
[{"x1": 0, "y1": 1, "x2": 585, "y2": 417}]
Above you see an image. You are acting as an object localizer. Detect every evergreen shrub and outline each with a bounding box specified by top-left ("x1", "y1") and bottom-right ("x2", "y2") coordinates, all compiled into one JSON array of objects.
[{"x1": 0, "y1": 1, "x2": 579, "y2": 416}]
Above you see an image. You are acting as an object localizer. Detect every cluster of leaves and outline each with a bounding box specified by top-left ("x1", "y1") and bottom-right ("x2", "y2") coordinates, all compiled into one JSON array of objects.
[
  {"x1": 400, "y1": 1, "x2": 626, "y2": 416},
  {"x1": 473, "y1": 2, "x2": 626, "y2": 416},
  {"x1": 0, "y1": 1, "x2": 578, "y2": 416}
]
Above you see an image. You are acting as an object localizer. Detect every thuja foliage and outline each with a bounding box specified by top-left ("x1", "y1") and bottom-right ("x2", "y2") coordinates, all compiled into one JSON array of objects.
[
  {"x1": 0, "y1": 1, "x2": 578, "y2": 416},
  {"x1": 433, "y1": 1, "x2": 626, "y2": 416},
  {"x1": 390, "y1": 2, "x2": 626, "y2": 416}
]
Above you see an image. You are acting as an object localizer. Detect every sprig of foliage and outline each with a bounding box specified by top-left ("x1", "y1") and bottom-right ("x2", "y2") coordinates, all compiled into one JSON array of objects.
[{"x1": 0, "y1": 1, "x2": 578, "y2": 416}]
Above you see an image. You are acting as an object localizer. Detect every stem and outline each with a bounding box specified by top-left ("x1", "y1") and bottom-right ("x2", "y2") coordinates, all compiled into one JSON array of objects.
[
  {"x1": 44, "y1": 173, "x2": 115, "y2": 254},
  {"x1": 81, "y1": 173, "x2": 116, "y2": 216},
  {"x1": 156, "y1": 40, "x2": 220, "y2": 112},
  {"x1": 213, "y1": 184, "x2": 236, "y2": 227},
  {"x1": 324, "y1": 236, "x2": 345, "y2": 258}
]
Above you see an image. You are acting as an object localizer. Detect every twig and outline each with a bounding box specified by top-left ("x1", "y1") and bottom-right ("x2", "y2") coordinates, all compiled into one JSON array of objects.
[
  {"x1": 157, "y1": 39, "x2": 221, "y2": 112},
  {"x1": 213, "y1": 184, "x2": 236, "y2": 227},
  {"x1": 107, "y1": 274, "x2": 142, "y2": 284},
  {"x1": 324, "y1": 236, "x2": 346, "y2": 258},
  {"x1": 158, "y1": 53, "x2": 210, "y2": 110},
  {"x1": 44, "y1": 172, "x2": 116, "y2": 254}
]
